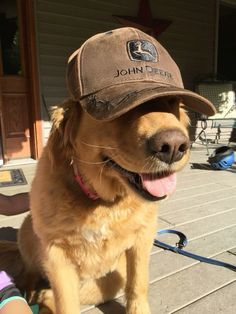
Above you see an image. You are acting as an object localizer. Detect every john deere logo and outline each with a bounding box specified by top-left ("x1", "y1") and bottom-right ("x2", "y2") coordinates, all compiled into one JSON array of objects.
[{"x1": 127, "y1": 40, "x2": 158, "y2": 62}]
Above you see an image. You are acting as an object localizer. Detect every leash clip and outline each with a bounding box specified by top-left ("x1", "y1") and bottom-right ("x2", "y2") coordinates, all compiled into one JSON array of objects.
[{"x1": 157, "y1": 229, "x2": 188, "y2": 251}]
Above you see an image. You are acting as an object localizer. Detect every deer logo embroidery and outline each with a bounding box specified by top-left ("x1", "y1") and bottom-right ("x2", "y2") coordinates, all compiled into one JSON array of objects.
[{"x1": 127, "y1": 40, "x2": 158, "y2": 62}]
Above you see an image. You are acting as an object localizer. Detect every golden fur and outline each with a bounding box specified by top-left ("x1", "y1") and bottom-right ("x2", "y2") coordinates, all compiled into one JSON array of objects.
[{"x1": 0, "y1": 97, "x2": 190, "y2": 314}]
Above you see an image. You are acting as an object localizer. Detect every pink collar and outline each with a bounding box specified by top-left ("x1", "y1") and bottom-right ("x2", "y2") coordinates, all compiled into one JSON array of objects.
[{"x1": 73, "y1": 161, "x2": 99, "y2": 201}]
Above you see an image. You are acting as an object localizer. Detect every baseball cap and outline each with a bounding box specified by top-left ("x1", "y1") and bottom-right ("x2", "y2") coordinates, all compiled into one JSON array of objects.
[{"x1": 66, "y1": 27, "x2": 216, "y2": 120}]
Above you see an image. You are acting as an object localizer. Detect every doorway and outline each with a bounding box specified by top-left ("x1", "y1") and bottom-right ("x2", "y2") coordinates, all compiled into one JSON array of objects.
[
  {"x1": 0, "y1": 0, "x2": 42, "y2": 164},
  {"x1": 217, "y1": 1, "x2": 236, "y2": 81},
  {"x1": 217, "y1": 0, "x2": 236, "y2": 142}
]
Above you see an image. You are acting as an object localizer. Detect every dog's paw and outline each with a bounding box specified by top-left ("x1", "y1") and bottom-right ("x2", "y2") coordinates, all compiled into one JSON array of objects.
[{"x1": 126, "y1": 300, "x2": 151, "y2": 314}]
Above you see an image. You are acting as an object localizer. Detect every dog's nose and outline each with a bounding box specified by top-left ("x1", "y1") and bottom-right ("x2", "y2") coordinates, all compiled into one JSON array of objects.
[{"x1": 148, "y1": 129, "x2": 190, "y2": 164}]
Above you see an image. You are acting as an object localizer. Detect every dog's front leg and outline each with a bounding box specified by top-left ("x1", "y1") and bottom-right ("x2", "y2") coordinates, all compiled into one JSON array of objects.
[
  {"x1": 125, "y1": 235, "x2": 153, "y2": 314},
  {"x1": 44, "y1": 245, "x2": 80, "y2": 314}
]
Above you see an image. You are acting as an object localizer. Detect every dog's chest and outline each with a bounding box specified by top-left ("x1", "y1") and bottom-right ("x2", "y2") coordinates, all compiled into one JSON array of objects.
[
  {"x1": 81, "y1": 223, "x2": 108, "y2": 243},
  {"x1": 68, "y1": 205, "x2": 153, "y2": 279},
  {"x1": 79, "y1": 211, "x2": 137, "y2": 248}
]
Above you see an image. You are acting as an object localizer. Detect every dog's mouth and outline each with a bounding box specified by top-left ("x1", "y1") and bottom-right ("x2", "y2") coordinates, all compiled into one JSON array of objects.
[{"x1": 105, "y1": 158, "x2": 177, "y2": 202}]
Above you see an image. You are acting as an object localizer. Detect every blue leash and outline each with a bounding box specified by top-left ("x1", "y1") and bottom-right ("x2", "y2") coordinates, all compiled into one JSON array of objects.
[{"x1": 154, "y1": 229, "x2": 236, "y2": 272}]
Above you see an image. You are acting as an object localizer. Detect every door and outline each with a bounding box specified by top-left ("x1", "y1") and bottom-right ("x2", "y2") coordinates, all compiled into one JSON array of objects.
[
  {"x1": 217, "y1": 2, "x2": 236, "y2": 81},
  {"x1": 0, "y1": 0, "x2": 33, "y2": 161}
]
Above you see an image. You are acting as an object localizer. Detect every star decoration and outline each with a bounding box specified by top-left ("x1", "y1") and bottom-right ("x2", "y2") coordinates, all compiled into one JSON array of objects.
[{"x1": 114, "y1": 0, "x2": 172, "y2": 38}]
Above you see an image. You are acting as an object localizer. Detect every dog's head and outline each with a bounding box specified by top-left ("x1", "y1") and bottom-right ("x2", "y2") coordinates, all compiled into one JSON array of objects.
[
  {"x1": 53, "y1": 27, "x2": 215, "y2": 204},
  {"x1": 48, "y1": 97, "x2": 190, "y2": 203}
]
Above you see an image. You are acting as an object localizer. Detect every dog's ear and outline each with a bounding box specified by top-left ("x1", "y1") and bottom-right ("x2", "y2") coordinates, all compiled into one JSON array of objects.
[{"x1": 47, "y1": 99, "x2": 82, "y2": 166}]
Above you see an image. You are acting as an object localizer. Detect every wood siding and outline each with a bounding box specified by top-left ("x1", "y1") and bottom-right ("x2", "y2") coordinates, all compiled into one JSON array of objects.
[{"x1": 35, "y1": 0, "x2": 217, "y2": 143}]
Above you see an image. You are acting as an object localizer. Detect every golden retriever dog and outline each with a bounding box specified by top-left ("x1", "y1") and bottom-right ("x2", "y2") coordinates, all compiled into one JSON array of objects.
[
  {"x1": 0, "y1": 28, "x2": 215, "y2": 314},
  {"x1": 17, "y1": 96, "x2": 189, "y2": 314}
]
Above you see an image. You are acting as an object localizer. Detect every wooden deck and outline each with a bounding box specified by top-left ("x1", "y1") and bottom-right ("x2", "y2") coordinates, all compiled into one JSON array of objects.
[{"x1": 0, "y1": 146, "x2": 235, "y2": 313}]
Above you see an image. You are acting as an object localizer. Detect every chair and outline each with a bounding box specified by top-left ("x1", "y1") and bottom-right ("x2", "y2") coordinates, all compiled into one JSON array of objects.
[
  {"x1": 197, "y1": 82, "x2": 235, "y2": 119},
  {"x1": 192, "y1": 81, "x2": 236, "y2": 154}
]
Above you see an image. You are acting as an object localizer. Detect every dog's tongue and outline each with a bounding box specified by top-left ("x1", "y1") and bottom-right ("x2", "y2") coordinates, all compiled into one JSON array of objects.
[{"x1": 140, "y1": 173, "x2": 177, "y2": 198}]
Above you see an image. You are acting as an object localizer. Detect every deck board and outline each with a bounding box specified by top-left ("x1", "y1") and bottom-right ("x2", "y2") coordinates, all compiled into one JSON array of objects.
[
  {"x1": 173, "y1": 281, "x2": 236, "y2": 314},
  {"x1": 159, "y1": 196, "x2": 236, "y2": 225}
]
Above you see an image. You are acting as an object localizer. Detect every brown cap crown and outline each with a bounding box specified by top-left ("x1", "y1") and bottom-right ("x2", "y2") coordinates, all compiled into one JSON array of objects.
[{"x1": 67, "y1": 27, "x2": 216, "y2": 120}]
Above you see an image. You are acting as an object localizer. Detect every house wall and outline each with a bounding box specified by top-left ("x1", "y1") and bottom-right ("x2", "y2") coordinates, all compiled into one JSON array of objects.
[{"x1": 34, "y1": 0, "x2": 217, "y2": 143}]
